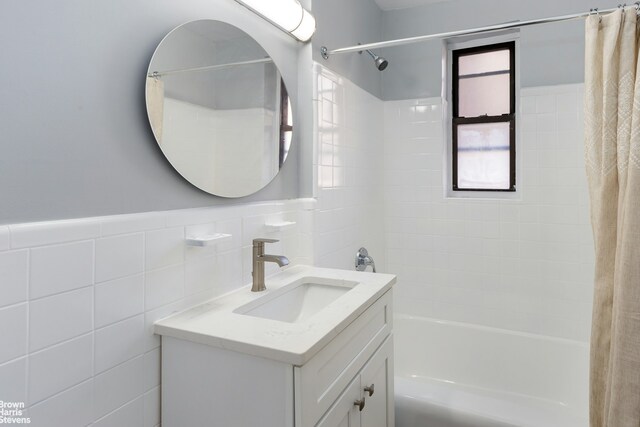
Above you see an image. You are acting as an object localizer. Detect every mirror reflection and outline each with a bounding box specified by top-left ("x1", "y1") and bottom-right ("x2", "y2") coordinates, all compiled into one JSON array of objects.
[{"x1": 145, "y1": 20, "x2": 293, "y2": 198}]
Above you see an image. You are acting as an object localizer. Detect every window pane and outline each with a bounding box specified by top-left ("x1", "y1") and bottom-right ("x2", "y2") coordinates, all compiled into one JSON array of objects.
[
  {"x1": 286, "y1": 97, "x2": 293, "y2": 126},
  {"x1": 458, "y1": 73, "x2": 510, "y2": 117},
  {"x1": 458, "y1": 49, "x2": 510, "y2": 76},
  {"x1": 457, "y1": 122, "x2": 511, "y2": 190}
]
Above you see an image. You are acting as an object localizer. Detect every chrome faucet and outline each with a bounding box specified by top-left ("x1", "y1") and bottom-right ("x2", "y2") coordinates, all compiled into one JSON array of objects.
[
  {"x1": 355, "y1": 247, "x2": 376, "y2": 273},
  {"x1": 252, "y1": 238, "x2": 289, "y2": 292}
]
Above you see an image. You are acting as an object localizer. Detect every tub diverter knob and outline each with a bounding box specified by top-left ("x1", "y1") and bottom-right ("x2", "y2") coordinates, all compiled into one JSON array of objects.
[{"x1": 364, "y1": 384, "x2": 375, "y2": 397}]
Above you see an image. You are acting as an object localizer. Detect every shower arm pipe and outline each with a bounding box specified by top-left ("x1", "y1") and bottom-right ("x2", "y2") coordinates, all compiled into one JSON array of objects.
[
  {"x1": 148, "y1": 57, "x2": 273, "y2": 78},
  {"x1": 320, "y1": 5, "x2": 625, "y2": 58}
]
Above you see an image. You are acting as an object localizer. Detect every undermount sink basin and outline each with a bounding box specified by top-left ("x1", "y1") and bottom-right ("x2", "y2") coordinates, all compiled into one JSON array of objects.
[{"x1": 234, "y1": 279, "x2": 358, "y2": 323}]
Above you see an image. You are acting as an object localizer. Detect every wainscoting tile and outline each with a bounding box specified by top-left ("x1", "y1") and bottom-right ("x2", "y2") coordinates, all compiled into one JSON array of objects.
[
  {"x1": 93, "y1": 355, "x2": 145, "y2": 419},
  {"x1": 94, "y1": 274, "x2": 144, "y2": 329},
  {"x1": 0, "y1": 303, "x2": 27, "y2": 364},
  {"x1": 28, "y1": 334, "x2": 93, "y2": 405},
  {"x1": 100, "y1": 213, "x2": 165, "y2": 237},
  {"x1": 0, "y1": 250, "x2": 28, "y2": 307},
  {"x1": 30, "y1": 241, "x2": 94, "y2": 300},
  {"x1": 1, "y1": 198, "x2": 308, "y2": 424},
  {"x1": 0, "y1": 226, "x2": 9, "y2": 251},
  {"x1": 145, "y1": 227, "x2": 185, "y2": 271},
  {"x1": 29, "y1": 287, "x2": 93, "y2": 352},
  {"x1": 143, "y1": 387, "x2": 160, "y2": 427},
  {"x1": 10, "y1": 219, "x2": 100, "y2": 249},
  {"x1": 144, "y1": 264, "x2": 184, "y2": 311},
  {"x1": 94, "y1": 315, "x2": 145, "y2": 374},
  {"x1": 143, "y1": 348, "x2": 160, "y2": 392},
  {"x1": 93, "y1": 396, "x2": 143, "y2": 427},
  {"x1": 27, "y1": 379, "x2": 94, "y2": 427},
  {"x1": 0, "y1": 357, "x2": 27, "y2": 403},
  {"x1": 95, "y1": 233, "x2": 143, "y2": 283},
  {"x1": 184, "y1": 255, "x2": 216, "y2": 296}
]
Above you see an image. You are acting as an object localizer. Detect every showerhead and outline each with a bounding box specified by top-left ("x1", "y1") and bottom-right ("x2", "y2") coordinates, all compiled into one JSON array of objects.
[
  {"x1": 374, "y1": 55, "x2": 389, "y2": 71},
  {"x1": 366, "y1": 49, "x2": 388, "y2": 71}
]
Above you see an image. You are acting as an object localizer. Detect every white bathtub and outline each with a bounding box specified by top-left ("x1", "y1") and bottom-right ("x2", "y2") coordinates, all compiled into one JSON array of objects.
[{"x1": 394, "y1": 314, "x2": 589, "y2": 427}]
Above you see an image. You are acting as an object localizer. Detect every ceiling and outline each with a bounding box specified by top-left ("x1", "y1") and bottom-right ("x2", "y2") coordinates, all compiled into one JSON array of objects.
[{"x1": 373, "y1": 0, "x2": 451, "y2": 11}]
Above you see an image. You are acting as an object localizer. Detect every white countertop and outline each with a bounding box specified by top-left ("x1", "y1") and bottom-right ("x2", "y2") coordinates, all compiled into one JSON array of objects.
[{"x1": 154, "y1": 265, "x2": 396, "y2": 365}]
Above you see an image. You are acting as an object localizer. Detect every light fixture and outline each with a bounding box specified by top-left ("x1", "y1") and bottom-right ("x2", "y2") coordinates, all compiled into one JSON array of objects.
[{"x1": 234, "y1": 0, "x2": 316, "y2": 42}]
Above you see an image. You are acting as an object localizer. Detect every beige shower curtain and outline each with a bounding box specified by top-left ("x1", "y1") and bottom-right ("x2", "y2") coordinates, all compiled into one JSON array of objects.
[{"x1": 585, "y1": 8, "x2": 640, "y2": 426}]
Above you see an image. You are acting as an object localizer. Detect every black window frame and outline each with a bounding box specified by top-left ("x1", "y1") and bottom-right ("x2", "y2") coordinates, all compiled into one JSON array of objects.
[{"x1": 451, "y1": 41, "x2": 516, "y2": 192}]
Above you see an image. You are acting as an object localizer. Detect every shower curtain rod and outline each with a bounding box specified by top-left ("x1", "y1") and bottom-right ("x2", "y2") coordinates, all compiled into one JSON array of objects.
[
  {"x1": 148, "y1": 57, "x2": 273, "y2": 78},
  {"x1": 320, "y1": 5, "x2": 630, "y2": 58}
]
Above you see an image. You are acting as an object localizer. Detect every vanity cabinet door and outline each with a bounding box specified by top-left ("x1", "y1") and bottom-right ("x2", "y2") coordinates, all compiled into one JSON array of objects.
[
  {"x1": 315, "y1": 335, "x2": 394, "y2": 427},
  {"x1": 360, "y1": 335, "x2": 394, "y2": 427},
  {"x1": 316, "y1": 377, "x2": 362, "y2": 427},
  {"x1": 295, "y1": 291, "x2": 393, "y2": 426}
]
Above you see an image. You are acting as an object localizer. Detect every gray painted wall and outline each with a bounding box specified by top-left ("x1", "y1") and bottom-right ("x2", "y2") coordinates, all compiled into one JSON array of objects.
[
  {"x1": 311, "y1": 0, "x2": 618, "y2": 101},
  {"x1": 311, "y1": 0, "x2": 385, "y2": 98},
  {"x1": 381, "y1": 0, "x2": 621, "y2": 100},
  {"x1": 0, "y1": 0, "x2": 308, "y2": 225}
]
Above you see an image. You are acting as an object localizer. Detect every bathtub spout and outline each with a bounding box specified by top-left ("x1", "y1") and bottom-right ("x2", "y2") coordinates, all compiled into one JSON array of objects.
[{"x1": 355, "y1": 247, "x2": 376, "y2": 273}]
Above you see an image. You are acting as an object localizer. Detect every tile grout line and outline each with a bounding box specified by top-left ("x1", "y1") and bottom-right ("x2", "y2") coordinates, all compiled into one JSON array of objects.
[
  {"x1": 91, "y1": 237, "x2": 96, "y2": 383},
  {"x1": 25, "y1": 245, "x2": 30, "y2": 409}
]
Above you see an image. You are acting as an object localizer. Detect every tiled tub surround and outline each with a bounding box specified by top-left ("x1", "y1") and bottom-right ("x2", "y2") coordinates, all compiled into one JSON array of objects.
[
  {"x1": 0, "y1": 200, "x2": 311, "y2": 426},
  {"x1": 313, "y1": 65, "x2": 386, "y2": 272},
  {"x1": 312, "y1": 66, "x2": 593, "y2": 342},
  {"x1": 384, "y1": 84, "x2": 594, "y2": 342}
]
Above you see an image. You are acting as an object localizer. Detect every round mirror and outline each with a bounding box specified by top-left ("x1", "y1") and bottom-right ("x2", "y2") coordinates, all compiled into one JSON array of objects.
[{"x1": 145, "y1": 20, "x2": 294, "y2": 198}]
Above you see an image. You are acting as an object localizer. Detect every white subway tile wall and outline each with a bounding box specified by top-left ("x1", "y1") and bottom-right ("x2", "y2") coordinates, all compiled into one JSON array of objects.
[
  {"x1": 94, "y1": 274, "x2": 144, "y2": 329},
  {"x1": 10, "y1": 219, "x2": 101, "y2": 249},
  {"x1": 27, "y1": 379, "x2": 94, "y2": 427},
  {"x1": 0, "y1": 226, "x2": 10, "y2": 251},
  {"x1": 30, "y1": 241, "x2": 94, "y2": 299},
  {"x1": 29, "y1": 287, "x2": 93, "y2": 352},
  {"x1": 0, "y1": 303, "x2": 27, "y2": 364},
  {"x1": 95, "y1": 234, "x2": 144, "y2": 283},
  {"x1": 384, "y1": 84, "x2": 594, "y2": 341},
  {"x1": 0, "y1": 358, "x2": 27, "y2": 405},
  {"x1": 0, "y1": 200, "x2": 310, "y2": 426},
  {"x1": 28, "y1": 334, "x2": 93, "y2": 405},
  {"x1": 0, "y1": 66, "x2": 595, "y2": 425},
  {"x1": 0, "y1": 250, "x2": 28, "y2": 308},
  {"x1": 313, "y1": 65, "x2": 386, "y2": 271},
  {"x1": 92, "y1": 395, "x2": 144, "y2": 427}
]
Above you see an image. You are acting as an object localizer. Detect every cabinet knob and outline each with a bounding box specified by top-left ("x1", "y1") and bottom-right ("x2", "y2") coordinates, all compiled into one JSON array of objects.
[
  {"x1": 354, "y1": 398, "x2": 365, "y2": 411},
  {"x1": 364, "y1": 384, "x2": 375, "y2": 397}
]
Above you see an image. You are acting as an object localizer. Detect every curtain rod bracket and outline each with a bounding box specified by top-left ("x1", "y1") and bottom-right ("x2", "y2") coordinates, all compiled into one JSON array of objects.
[{"x1": 320, "y1": 46, "x2": 329, "y2": 60}]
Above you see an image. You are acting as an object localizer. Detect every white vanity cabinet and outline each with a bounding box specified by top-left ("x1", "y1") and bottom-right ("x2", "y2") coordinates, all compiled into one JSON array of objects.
[
  {"x1": 295, "y1": 290, "x2": 394, "y2": 426},
  {"x1": 160, "y1": 289, "x2": 394, "y2": 427},
  {"x1": 315, "y1": 336, "x2": 394, "y2": 427}
]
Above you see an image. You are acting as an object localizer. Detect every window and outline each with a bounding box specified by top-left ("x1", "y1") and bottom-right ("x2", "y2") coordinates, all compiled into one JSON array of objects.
[
  {"x1": 452, "y1": 41, "x2": 516, "y2": 192},
  {"x1": 279, "y1": 78, "x2": 293, "y2": 168}
]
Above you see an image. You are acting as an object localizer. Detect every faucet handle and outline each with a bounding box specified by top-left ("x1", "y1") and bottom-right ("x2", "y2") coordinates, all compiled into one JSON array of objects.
[{"x1": 253, "y1": 238, "x2": 279, "y2": 245}]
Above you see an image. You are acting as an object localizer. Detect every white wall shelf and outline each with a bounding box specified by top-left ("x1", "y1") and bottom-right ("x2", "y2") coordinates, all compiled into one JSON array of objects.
[
  {"x1": 264, "y1": 221, "x2": 296, "y2": 232},
  {"x1": 185, "y1": 233, "x2": 232, "y2": 247}
]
